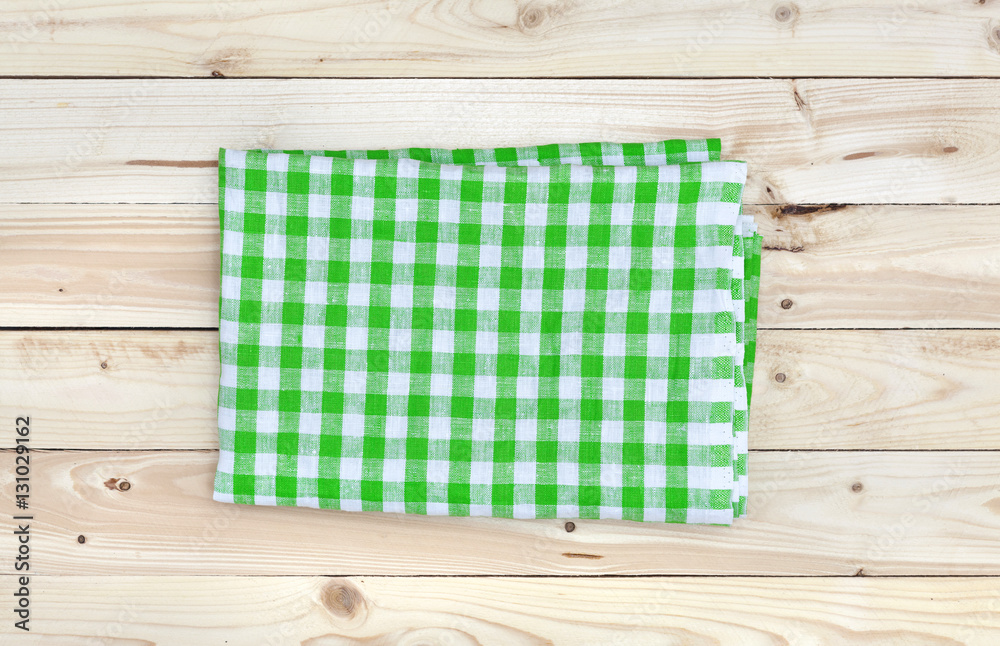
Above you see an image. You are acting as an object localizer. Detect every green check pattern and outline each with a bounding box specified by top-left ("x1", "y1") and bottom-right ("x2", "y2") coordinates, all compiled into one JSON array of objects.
[{"x1": 215, "y1": 139, "x2": 760, "y2": 524}]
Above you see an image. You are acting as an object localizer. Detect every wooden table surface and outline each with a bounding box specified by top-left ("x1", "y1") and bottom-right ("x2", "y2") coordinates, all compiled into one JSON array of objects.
[{"x1": 3, "y1": 1, "x2": 1000, "y2": 643}]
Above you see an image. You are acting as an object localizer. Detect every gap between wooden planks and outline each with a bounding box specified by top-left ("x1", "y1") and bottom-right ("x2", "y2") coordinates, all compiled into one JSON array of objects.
[
  {"x1": 3, "y1": 329, "x2": 1000, "y2": 451},
  {"x1": 0, "y1": 450, "x2": 997, "y2": 576},
  {"x1": 2, "y1": 79, "x2": 1000, "y2": 204},
  {"x1": 2, "y1": 0, "x2": 1000, "y2": 77},
  {"x1": 3, "y1": 203, "x2": 1000, "y2": 329},
  {"x1": 1, "y1": 576, "x2": 999, "y2": 644}
]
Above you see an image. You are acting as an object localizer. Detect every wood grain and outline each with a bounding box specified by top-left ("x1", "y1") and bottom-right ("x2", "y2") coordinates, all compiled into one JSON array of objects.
[
  {"x1": 3, "y1": 0, "x2": 1000, "y2": 78},
  {"x1": 2, "y1": 79, "x2": 999, "y2": 205},
  {"x1": 5, "y1": 203, "x2": 1000, "y2": 329},
  {"x1": 2, "y1": 450, "x2": 998, "y2": 576},
  {"x1": 5, "y1": 329, "x2": 1000, "y2": 450},
  {"x1": 2, "y1": 576, "x2": 999, "y2": 644}
]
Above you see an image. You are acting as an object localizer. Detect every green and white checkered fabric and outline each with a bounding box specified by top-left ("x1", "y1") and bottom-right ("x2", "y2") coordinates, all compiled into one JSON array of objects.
[{"x1": 214, "y1": 139, "x2": 760, "y2": 524}]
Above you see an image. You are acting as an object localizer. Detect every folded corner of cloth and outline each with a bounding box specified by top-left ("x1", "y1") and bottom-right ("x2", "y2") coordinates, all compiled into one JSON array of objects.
[{"x1": 213, "y1": 139, "x2": 761, "y2": 525}]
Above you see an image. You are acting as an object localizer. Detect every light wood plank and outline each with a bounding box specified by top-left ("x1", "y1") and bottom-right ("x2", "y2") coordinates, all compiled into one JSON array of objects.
[
  {"x1": 2, "y1": 79, "x2": 999, "y2": 204},
  {"x1": 752, "y1": 330, "x2": 1000, "y2": 449},
  {"x1": 0, "y1": 204, "x2": 218, "y2": 328},
  {"x1": 0, "y1": 330, "x2": 218, "y2": 449},
  {"x1": 5, "y1": 203, "x2": 1000, "y2": 329},
  {"x1": 5, "y1": 329, "x2": 1000, "y2": 450},
  {"x1": 1, "y1": 450, "x2": 998, "y2": 575},
  {"x1": 3, "y1": 0, "x2": 1000, "y2": 78},
  {"x1": 2, "y1": 576, "x2": 999, "y2": 644}
]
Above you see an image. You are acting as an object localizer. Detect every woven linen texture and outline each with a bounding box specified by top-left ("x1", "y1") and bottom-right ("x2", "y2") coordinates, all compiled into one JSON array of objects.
[{"x1": 215, "y1": 140, "x2": 759, "y2": 524}]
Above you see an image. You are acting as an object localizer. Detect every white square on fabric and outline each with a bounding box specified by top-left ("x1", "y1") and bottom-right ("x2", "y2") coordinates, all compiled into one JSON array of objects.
[
  {"x1": 432, "y1": 329, "x2": 455, "y2": 354},
  {"x1": 347, "y1": 282, "x2": 370, "y2": 307},
  {"x1": 299, "y1": 412, "x2": 322, "y2": 435},
  {"x1": 557, "y1": 462, "x2": 578, "y2": 486},
  {"x1": 300, "y1": 368, "x2": 323, "y2": 392},
  {"x1": 297, "y1": 454, "x2": 319, "y2": 479},
  {"x1": 340, "y1": 457, "x2": 363, "y2": 481},
  {"x1": 263, "y1": 234, "x2": 286, "y2": 259},
  {"x1": 218, "y1": 406, "x2": 236, "y2": 432},
  {"x1": 475, "y1": 330, "x2": 499, "y2": 355},
  {"x1": 430, "y1": 371, "x2": 452, "y2": 396},
  {"x1": 352, "y1": 196, "x2": 375, "y2": 221},
  {"x1": 604, "y1": 333, "x2": 626, "y2": 356},
  {"x1": 255, "y1": 409, "x2": 278, "y2": 433},
  {"x1": 259, "y1": 323, "x2": 283, "y2": 347},
  {"x1": 515, "y1": 418, "x2": 537, "y2": 443},
  {"x1": 261, "y1": 279, "x2": 284, "y2": 303},
  {"x1": 391, "y1": 283, "x2": 414, "y2": 308},
  {"x1": 562, "y1": 289, "x2": 586, "y2": 312},
  {"x1": 474, "y1": 374, "x2": 497, "y2": 399},
  {"x1": 481, "y1": 202, "x2": 504, "y2": 226},
  {"x1": 608, "y1": 246, "x2": 632, "y2": 269},
  {"x1": 426, "y1": 502, "x2": 449, "y2": 515},
  {"x1": 216, "y1": 448, "x2": 235, "y2": 475},
  {"x1": 308, "y1": 192, "x2": 332, "y2": 220},
  {"x1": 558, "y1": 375, "x2": 581, "y2": 398},
  {"x1": 222, "y1": 229, "x2": 244, "y2": 257},
  {"x1": 524, "y1": 202, "x2": 547, "y2": 227},
  {"x1": 471, "y1": 461, "x2": 493, "y2": 485},
  {"x1": 349, "y1": 238, "x2": 373, "y2": 264},
  {"x1": 514, "y1": 461, "x2": 535, "y2": 486},
  {"x1": 266, "y1": 153, "x2": 289, "y2": 173},
  {"x1": 521, "y1": 289, "x2": 543, "y2": 312},
  {"x1": 385, "y1": 416, "x2": 408, "y2": 439},
  {"x1": 434, "y1": 285, "x2": 457, "y2": 310},
  {"x1": 565, "y1": 246, "x2": 588, "y2": 269},
  {"x1": 304, "y1": 281, "x2": 327, "y2": 305},
  {"x1": 472, "y1": 418, "x2": 495, "y2": 442},
  {"x1": 353, "y1": 159, "x2": 377, "y2": 177},
  {"x1": 437, "y1": 241, "x2": 461, "y2": 267},
  {"x1": 439, "y1": 199, "x2": 461, "y2": 223},
  {"x1": 302, "y1": 325, "x2": 325, "y2": 349},
  {"x1": 220, "y1": 361, "x2": 237, "y2": 388},
  {"x1": 606, "y1": 290, "x2": 630, "y2": 313},
  {"x1": 386, "y1": 371, "x2": 409, "y2": 396},
  {"x1": 388, "y1": 327, "x2": 411, "y2": 352},
  {"x1": 516, "y1": 376, "x2": 539, "y2": 400},
  {"x1": 254, "y1": 452, "x2": 277, "y2": 476},
  {"x1": 427, "y1": 460, "x2": 450, "y2": 483},
  {"x1": 428, "y1": 417, "x2": 451, "y2": 440},
  {"x1": 221, "y1": 275, "x2": 241, "y2": 300},
  {"x1": 557, "y1": 418, "x2": 580, "y2": 443},
  {"x1": 224, "y1": 148, "x2": 247, "y2": 169},
  {"x1": 383, "y1": 459, "x2": 406, "y2": 483},
  {"x1": 476, "y1": 287, "x2": 500, "y2": 311},
  {"x1": 343, "y1": 371, "x2": 367, "y2": 394},
  {"x1": 265, "y1": 192, "x2": 286, "y2": 218},
  {"x1": 519, "y1": 332, "x2": 540, "y2": 356},
  {"x1": 308, "y1": 155, "x2": 333, "y2": 176},
  {"x1": 306, "y1": 236, "x2": 330, "y2": 261},
  {"x1": 478, "y1": 244, "x2": 502, "y2": 267},
  {"x1": 393, "y1": 241, "x2": 416, "y2": 265},
  {"x1": 342, "y1": 414, "x2": 365, "y2": 437},
  {"x1": 345, "y1": 327, "x2": 368, "y2": 350},
  {"x1": 258, "y1": 367, "x2": 280, "y2": 391},
  {"x1": 396, "y1": 199, "x2": 418, "y2": 220},
  {"x1": 397, "y1": 158, "x2": 421, "y2": 179},
  {"x1": 601, "y1": 419, "x2": 625, "y2": 444}
]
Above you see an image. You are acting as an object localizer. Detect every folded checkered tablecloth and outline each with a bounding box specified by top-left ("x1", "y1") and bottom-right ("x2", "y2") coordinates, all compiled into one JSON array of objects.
[{"x1": 214, "y1": 139, "x2": 760, "y2": 524}]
